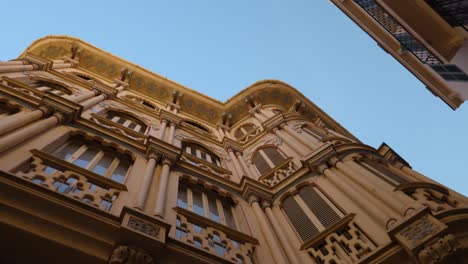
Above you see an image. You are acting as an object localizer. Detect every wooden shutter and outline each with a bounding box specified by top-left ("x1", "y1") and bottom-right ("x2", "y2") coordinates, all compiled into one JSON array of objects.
[
  {"x1": 364, "y1": 159, "x2": 409, "y2": 185},
  {"x1": 299, "y1": 186, "x2": 341, "y2": 228},
  {"x1": 263, "y1": 147, "x2": 286, "y2": 166},
  {"x1": 282, "y1": 196, "x2": 319, "y2": 241},
  {"x1": 252, "y1": 152, "x2": 270, "y2": 175}
]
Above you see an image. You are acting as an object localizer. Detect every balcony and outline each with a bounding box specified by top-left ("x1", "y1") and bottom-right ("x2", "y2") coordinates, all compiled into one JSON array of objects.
[
  {"x1": 14, "y1": 149, "x2": 126, "y2": 212},
  {"x1": 353, "y1": 0, "x2": 442, "y2": 64},
  {"x1": 259, "y1": 158, "x2": 297, "y2": 187},
  {"x1": 174, "y1": 207, "x2": 257, "y2": 263},
  {"x1": 89, "y1": 113, "x2": 148, "y2": 144},
  {"x1": 302, "y1": 214, "x2": 376, "y2": 264}
]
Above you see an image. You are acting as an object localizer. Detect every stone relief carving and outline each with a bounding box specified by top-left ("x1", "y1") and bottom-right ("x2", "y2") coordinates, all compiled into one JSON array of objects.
[
  {"x1": 127, "y1": 216, "x2": 160, "y2": 238},
  {"x1": 418, "y1": 234, "x2": 463, "y2": 264},
  {"x1": 398, "y1": 215, "x2": 442, "y2": 248},
  {"x1": 109, "y1": 245, "x2": 154, "y2": 264}
]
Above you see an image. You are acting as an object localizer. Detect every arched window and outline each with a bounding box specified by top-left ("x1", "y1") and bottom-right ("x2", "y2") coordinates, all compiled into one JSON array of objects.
[
  {"x1": 50, "y1": 137, "x2": 132, "y2": 183},
  {"x1": 104, "y1": 110, "x2": 147, "y2": 134},
  {"x1": 0, "y1": 98, "x2": 21, "y2": 117},
  {"x1": 234, "y1": 123, "x2": 256, "y2": 139},
  {"x1": 360, "y1": 158, "x2": 409, "y2": 186},
  {"x1": 184, "y1": 120, "x2": 211, "y2": 133},
  {"x1": 123, "y1": 94, "x2": 159, "y2": 110},
  {"x1": 252, "y1": 146, "x2": 287, "y2": 175},
  {"x1": 29, "y1": 80, "x2": 73, "y2": 96},
  {"x1": 183, "y1": 142, "x2": 221, "y2": 167},
  {"x1": 303, "y1": 125, "x2": 326, "y2": 140},
  {"x1": 282, "y1": 185, "x2": 344, "y2": 241}
]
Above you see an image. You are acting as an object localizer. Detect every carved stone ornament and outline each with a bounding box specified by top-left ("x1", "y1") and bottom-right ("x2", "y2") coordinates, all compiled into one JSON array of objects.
[
  {"x1": 418, "y1": 234, "x2": 463, "y2": 264},
  {"x1": 396, "y1": 215, "x2": 445, "y2": 250},
  {"x1": 109, "y1": 245, "x2": 154, "y2": 264},
  {"x1": 128, "y1": 216, "x2": 160, "y2": 238}
]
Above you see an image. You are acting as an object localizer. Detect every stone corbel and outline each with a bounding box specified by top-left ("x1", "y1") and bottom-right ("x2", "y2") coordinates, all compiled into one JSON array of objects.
[
  {"x1": 159, "y1": 109, "x2": 182, "y2": 126},
  {"x1": 288, "y1": 99, "x2": 304, "y2": 112},
  {"x1": 216, "y1": 122, "x2": 230, "y2": 132},
  {"x1": 146, "y1": 136, "x2": 181, "y2": 166},
  {"x1": 261, "y1": 113, "x2": 285, "y2": 132},
  {"x1": 22, "y1": 53, "x2": 49, "y2": 71},
  {"x1": 248, "y1": 103, "x2": 263, "y2": 115},
  {"x1": 40, "y1": 93, "x2": 82, "y2": 124}
]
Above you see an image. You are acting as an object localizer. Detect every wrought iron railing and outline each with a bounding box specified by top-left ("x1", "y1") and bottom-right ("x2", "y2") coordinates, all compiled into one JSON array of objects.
[{"x1": 353, "y1": 0, "x2": 442, "y2": 65}]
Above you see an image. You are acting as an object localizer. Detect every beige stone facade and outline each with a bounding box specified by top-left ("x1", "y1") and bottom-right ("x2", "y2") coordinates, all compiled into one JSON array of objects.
[
  {"x1": 330, "y1": 0, "x2": 468, "y2": 109},
  {"x1": 0, "y1": 36, "x2": 467, "y2": 263}
]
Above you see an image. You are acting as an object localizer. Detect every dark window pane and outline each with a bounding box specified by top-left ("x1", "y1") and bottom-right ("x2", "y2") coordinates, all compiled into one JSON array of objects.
[
  {"x1": 73, "y1": 148, "x2": 98, "y2": 169},
  {"x1": 192, "y1": 189, "x2": 204, "y2": 216},
  {"x1": 54, "y1": 141, "x2": 81, "y2": 160},
  {"x1": 92, "y1": 153, "x2": 113, "y2": 175},
  {"x1": 111, "y1": 160, "x2": 129, "y2": 183},
  {"x1": 299, "y1": 186, "x2": 341, "y2": 228},
  {"x1": 177, "y1": 184, "x2": 188, "y2": 209}
]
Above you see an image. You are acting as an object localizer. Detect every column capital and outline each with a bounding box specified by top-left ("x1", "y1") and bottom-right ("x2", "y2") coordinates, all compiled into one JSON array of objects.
[
  {"x1": 316, "y1": 163, "x2": 330, "y2": 175},
  {"x1": 260, "y1": 200, "x2": 272, "y2": 210},
  {"x1": 247, "y1": 103, "x2": 262, "y2": 115},
  {"x1": 40, "y1": 93, "x2": 82, "y2": 124},
  {"x1": 222, "y1": 139, "x2": 243, "y2": 153},
  {"x1": 248, "y1": 195, "x2": 260, "y2": 205},
  {"x1": 159, "y1": 109, "x2": 182, "y2": 126},
  {"x1": 216, "y1": 122, "x2": 230, "y2": 132},
  {"x1": 328, "y1": 156, "x2": 341, "y2": 167},
  {"x1": 262, "y1": 113, "x2": 285, "y2": 132},
  {"x1": 146, "y1": 136, "x2": 181, "y2": 167}
]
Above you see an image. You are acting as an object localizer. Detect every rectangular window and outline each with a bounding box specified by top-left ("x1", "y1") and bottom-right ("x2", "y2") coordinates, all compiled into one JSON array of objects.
[
  {"x1": 431, "y1": 64, "x2": 468, "y2": 81},
  {"x1": 177, "y1": 181, "x2": 237, "y2": 229},
  {"x1": 283, "y1": 185, "x2": 343, "y2": 242}
]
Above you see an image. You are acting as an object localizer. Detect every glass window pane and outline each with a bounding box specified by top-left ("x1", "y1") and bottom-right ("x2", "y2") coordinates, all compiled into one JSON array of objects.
[
  {"x1": 128, "y1": 122, "x2": 137, "y2": 129},
  {"x1": 54, "y1": 141, "x2": 81, "y2": 161},
  {"x1": 223, "y1": 202, "x2": 236, "y2": 229},
  {"x1": 73, "y1": 148, "x2": 98, "y2": 168},
  {"x1": 111, "y1": 160, "x2": 129, "y2": 183},
  {"x1": 177, "y1": 184, "x2": 188, "y2": 209},
  {"x1": 208, "y1": 195, "x2": 220, "y2": 223},
  {"x1": 92, "y1": 153, "x2": 113, "y2": 176},
  {"x1": 116, "y1": 117, "x2": 126, "y2": 124},
  {"x1": 192, "y1": 189, "x2": 204, "y2": 216}
]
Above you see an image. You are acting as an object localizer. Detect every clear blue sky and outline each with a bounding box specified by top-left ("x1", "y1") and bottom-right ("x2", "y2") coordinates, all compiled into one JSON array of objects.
[{"x1": 1, "y1": 1, "x2": 467, "y2": 195}]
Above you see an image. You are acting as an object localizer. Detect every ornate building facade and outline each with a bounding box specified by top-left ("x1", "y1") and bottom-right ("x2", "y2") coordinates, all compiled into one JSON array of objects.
[
  {"x1": 330, "y1": 0, "x2": 468, "y2": 109},
  {"x1": 0, "y1": 36, "x2": 467, "y2": 263}
]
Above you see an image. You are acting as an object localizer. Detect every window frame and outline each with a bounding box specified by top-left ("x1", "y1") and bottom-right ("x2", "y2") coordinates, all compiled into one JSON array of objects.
[
  {"x1": 51, "y1": 139, "x2": 132, "y2": 184},
  {"x1": 177, "y1": 182, "x2": 238, "y2": 230},
  {"x1": 281, "y1": 184, "x2": 345, "y2": 242},
  {"x1": 252, "y1": 146, "x2": 287, "y2": 175}
]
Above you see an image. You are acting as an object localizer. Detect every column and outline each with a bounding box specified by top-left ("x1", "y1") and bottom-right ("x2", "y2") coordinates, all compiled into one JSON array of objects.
[
  {"x1": 236, "y1": 152, "x2": 252, "y2": 178},
  {"x1": 65, "y1": 89, "x2": 97, "y2": 103},
  {"x1": 0, "y1": 64, "x2": 36, "y2": 73},
  {"x1": 272, "y1": 127, "x2": 307, "y2": 156},
  {"x1": 217, "y1": 127, "x2": 225, "y2": 140},
  {"x1": 0, "y1": 113, "x2": 62, "y2": 153},
  {"x1": 135, "y1": 154, "x2": 158, "y2": 210},
  {"x1": 0, "y1": 108, "x2": 46, "y2": 136},
  {"x1": 335, "y1": 158, "x2": 414, "y2": 214},
  {"x1": 158, "y1": 119, "x2": 168, "y2": 140},
  {"x1": 319, "y1": 164, "x2": 392, "y2": 227},
  {"x1": 264, "y1": 203, "x2": 301, "y2": 264},
  {"x1": 167, "y1": 122, "x2": 176, "y2": 144},
  {"x1": 227, "y1": 148, "x2": 243, "y2": 180},
  {"x1": 271, "y1": 205, "x2": 312, "y2": 263},
  {"x1": 80, "y1": 94, "x2": 107, "y2": 110},
  {"x1": 250, "y1": 196, "x2": 288, "y2": 264},
  {"x1": 259, "y1": 108, "x2": 274, "y2": 119},
  {"x1": 247, "y1": 161, "x2": 261, "y2": 179},
  {"x1": 282, "y1": 124, "x2": 316, "y2": 150},
  {"x1": 154, "y1": 158, "x2": 172, "y2": 218}
]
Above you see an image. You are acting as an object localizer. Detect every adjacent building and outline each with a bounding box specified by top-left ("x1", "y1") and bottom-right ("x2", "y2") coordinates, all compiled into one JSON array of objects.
[
  {"x1": 331, "y1": 0, "x2": 468, "y2": 109},
  {"x1": 0, "y1": 36, "x2": 467, "y2": 263}
]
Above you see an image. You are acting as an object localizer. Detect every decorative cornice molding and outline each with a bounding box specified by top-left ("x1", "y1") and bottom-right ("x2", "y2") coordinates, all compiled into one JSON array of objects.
[
  {"x1": 146, "y1": 136, "x2": 181, "y2": 166},
  {"x1": 40, "y1": 93, "x2": 82, "y2": 124}
]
